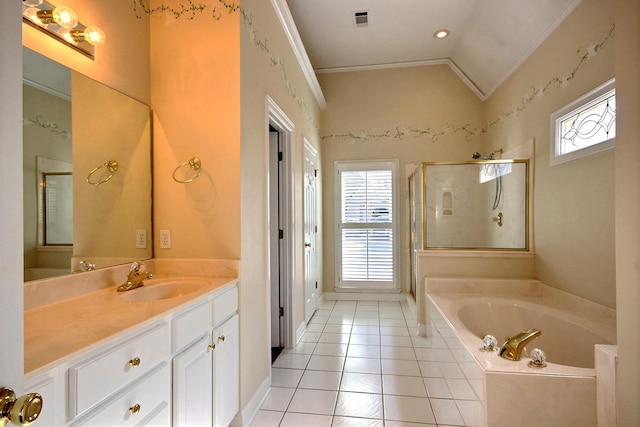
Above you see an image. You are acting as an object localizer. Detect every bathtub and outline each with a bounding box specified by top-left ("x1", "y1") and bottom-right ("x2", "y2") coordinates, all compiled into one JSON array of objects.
[{"x1": 425, "y1": 278, "x2": 616, "y2": 427}]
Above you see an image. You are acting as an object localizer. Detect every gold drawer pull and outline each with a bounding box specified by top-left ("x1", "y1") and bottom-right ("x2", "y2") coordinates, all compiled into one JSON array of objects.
[
  {"x1": 129, "y1": 357, "x2": 141, "y2": 368},
  {"x1": 129, "y1": 404, "x2": 141, "y2": 415},
  {"x1": 208, "y1": 343, "x2": 216, "y2": 350},
  {"x1": 218, "y1": 335, "x2": 225, "y2": 342}
]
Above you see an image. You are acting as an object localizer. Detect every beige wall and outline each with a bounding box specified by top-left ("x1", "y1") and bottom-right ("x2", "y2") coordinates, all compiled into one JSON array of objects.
[
  {"x1": 318, "y1": 65, "x2": 485, "y2": 293},
  {"x1": 484, "y1": 0, "x2": 615, "y2": 308},
  {"x1": 240, "y1": 0, "x2": 322, "y2": 409},
  {"x1": 614, "y1": 0, "x2": 640, "y2": 422}
]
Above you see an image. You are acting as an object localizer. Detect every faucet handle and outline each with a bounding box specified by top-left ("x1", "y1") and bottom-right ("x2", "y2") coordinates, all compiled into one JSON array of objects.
[{"x1": 129, "y1": 260, "x2": 144, "y2": 273}]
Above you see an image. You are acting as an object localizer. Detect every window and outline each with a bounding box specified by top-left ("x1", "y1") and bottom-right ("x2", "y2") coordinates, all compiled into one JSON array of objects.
[
  {"x1": 550, "y1": 78, "x2": 615, "y2": 166},
  {"x1": 335, "y1": 160, "x2": 399, "y2": 291}
]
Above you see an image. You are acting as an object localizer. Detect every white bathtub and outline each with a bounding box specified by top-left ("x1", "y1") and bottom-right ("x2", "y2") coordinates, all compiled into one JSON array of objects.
[{"x1": 425, "y1": 278, "x2": 616, "y2": 427}]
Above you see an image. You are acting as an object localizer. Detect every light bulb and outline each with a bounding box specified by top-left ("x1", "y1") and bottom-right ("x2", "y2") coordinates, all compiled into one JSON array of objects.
[
  {"x1": 433, "y1": 29, "x2": 450, "y2": 39},
  {"x1": 22, "y1": 0, "x2": 44, "y2": 6},
  {"x1": 70, "y1": 26, "x2": 106, "y2": 45},
  {"x1": 52, "y1": 6, "x2": 78, "y2": 29},
  {"x1": 84, "y1": 26, "x2": 106, "y2": 45}
]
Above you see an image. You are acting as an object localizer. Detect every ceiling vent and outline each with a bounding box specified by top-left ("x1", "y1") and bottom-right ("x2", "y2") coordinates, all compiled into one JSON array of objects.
[{"x1": 353, "y1": 11, "x2": 369, "y2": 28}]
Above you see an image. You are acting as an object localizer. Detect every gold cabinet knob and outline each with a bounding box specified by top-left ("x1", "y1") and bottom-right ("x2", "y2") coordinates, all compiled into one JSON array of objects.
[
  {"x1": 129, "y1": 404, "x2": 141, "y2": 415},
  {"x1": 218, "y1": 335, "x2": 225, "y2": 342},
  {"x1": 0, "y1": 387, "x2": 43, "y2": 427},
  {"x1": 129, "y1": 357, "x2": 141, "y2": 368},
  {"x1": 208, "y1": 343, "x2": 216, "y2": 350}
]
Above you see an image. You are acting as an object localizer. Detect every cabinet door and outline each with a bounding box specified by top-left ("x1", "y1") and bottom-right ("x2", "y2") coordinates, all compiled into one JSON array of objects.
[
  {"x1": 173, "y1": 335, "x2": 213, "y2": 427},
  {"x1": 213, "y1": 314, "x2": 239, "y2": 427}
]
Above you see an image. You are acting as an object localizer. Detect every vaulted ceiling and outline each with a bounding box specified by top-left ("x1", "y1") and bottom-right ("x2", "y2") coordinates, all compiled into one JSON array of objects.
[{"x1": 286, "y1": 0, "x2": 582, "y2": 100}]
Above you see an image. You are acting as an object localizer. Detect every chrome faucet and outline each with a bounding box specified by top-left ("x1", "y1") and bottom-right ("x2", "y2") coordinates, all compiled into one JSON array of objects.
[
  {"x1": 499, "y1": 328, "x2": 541, "y2": 361},
  {"x1": 117, "y1": 260, "x2": 153, "y2": 292}
]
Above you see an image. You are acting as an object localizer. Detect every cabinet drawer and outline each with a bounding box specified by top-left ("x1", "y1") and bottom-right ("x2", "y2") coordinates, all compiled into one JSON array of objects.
[
  {"x1": 69, "y1": 323, "x2": 170, "y2": 417},
  {"x1": 212, "y1": 286, "x2": 238, "y2": 326},
  {"x1": 71, "y1": 363, "x2": 170, "y2": 426},
  {"x1": 172, "y1": 301, "x2": 212, "y2": 352}
]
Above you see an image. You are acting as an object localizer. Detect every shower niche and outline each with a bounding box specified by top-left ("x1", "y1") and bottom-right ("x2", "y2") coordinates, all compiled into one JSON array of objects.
[{"x1": 409, "y1": 160, "x2": 530, "y2": 251}]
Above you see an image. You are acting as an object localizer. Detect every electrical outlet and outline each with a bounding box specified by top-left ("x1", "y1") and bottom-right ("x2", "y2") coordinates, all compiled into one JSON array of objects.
[
  {"x1": 160, "y1": 229, "x2": 172, "y2": 249},
  {"x1": 136, "y1": 229, "x2": 147, "y2": 249}
]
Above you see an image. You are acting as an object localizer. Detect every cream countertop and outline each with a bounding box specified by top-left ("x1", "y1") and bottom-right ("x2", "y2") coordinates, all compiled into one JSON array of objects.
[{"x1": 23, "y1": 259, "x2": 239, "y2": 375}]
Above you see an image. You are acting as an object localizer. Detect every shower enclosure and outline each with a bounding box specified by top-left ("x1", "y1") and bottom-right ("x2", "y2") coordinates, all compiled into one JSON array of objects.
[{"x1": 409, "y1": 160, "x2": 530, "y2": 297}]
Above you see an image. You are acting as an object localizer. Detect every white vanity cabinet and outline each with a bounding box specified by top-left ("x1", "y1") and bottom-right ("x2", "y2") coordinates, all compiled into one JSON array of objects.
[
  {"x1": 23, "y1": 279, "x2": 239, "y2": 427},
  {"x1": 172, "y1": 285, "x2": 239, "y2": 427}
]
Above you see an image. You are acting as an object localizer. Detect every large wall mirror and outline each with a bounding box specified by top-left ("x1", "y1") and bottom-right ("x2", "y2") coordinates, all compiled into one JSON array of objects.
[
  {"x1": 23, "y1": 47, "x2": 152, "y2": 281},
  {"x1": 410, "y1": 160, "x2": 529, "y2": 251}
]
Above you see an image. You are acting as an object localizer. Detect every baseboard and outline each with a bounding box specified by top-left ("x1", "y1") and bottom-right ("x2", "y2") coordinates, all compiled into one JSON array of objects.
[
  {"x1": 295, "y1": 321, "x2": 306, "y2": 345},
  {"x1": 232, "y1": 375, "x2": 270, "y2": 427},
  {"x1": 323, "y1": 291, "x2": 408, "y2": 301}
]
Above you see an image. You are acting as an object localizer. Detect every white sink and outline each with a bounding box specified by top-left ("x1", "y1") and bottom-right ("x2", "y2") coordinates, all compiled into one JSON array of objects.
[{"x1": 119, "y1": 277, "x2": 209, "y2": 302}]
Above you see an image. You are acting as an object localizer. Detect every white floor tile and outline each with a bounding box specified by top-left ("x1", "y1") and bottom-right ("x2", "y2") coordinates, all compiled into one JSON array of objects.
[
  {"x1": 383, "y1": 395, "x2": 436, "y2": 424},
  {"x1": 260, "y1": 387, "x2": 295, "y2": 411},
  {"x1": 314, "y1": 342, "x2": 348, "y2": 357},
  {"x1": 287, "y1": 388, "x2": 337, "y2": 415},
  {"x1": 307, "y1": 355, "x2": 345, "y2": 372},
  {"x1": 298, "y1": 369, "x2": 342, "y2": 390},
  {"x1": 268, "y1": 299, "x2": 485, "y2": 426},
  {"x1": 271, "y1": 368, "x2": 303, "y2": 388},
  {"x1": 382, "y1": 359, "x2": 421, "y2": 376},
  {"x1": 381, "y1": 346, "x2": 416, "y2": 361},
  {"x1": 319, "y1": 332, "x2": 350, "y2": 344},
  {"x1": 279, "y1": 412, "x2": 332, "y2": 427},
  {"x1": 332, "y1": 416, "x2": 384, "y2": 427},
  {"x1": 272, "y1": 353, "x2": 311, "y2": 370},
  {"x1": 340, "y1": 372, "x2": 383, "y2": 393},
  {"x1": 382, "y1": 375, "x2": 428, "y2": 397},
  {"x1": 347, "y1": 344, "x2": 380, "y2": 358},
  {"x1": 344, "y1": 357, "x2": 381, "y2": 374},
  {"x1": 350, "y1": 334, "x2": 381, "y2": 346},
  {"x1": 335, "y1": 391, "x2": 383, "y2": 419},
  {"x1": 250, "y1": 410, "x2": 283, "y2": 427},
  {"x1": 381, "y1": 326, "x2": 410, "y2": 336},
  {"x1": 430, "y1": 398, "x2": 465, "y2": 425}
]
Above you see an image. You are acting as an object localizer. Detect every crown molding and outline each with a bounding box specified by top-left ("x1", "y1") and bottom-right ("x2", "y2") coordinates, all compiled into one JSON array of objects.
[{"x1": 271, "y1": 0, "x2": 326, "y2": 109}]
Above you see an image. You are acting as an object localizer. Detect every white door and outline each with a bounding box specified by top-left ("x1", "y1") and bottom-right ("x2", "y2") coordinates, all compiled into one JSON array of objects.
[
  {"x1": 303, "y1": 141, "x2": 318, "y2": 323},
  {"x1": 1, "y1": 0, "x2": 26, "y2": 397}
]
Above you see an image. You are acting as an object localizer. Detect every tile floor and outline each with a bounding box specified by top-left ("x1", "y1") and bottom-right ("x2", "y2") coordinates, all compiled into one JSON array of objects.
[{"x1": 251, "y1": 299, "x2": 485, "y2": 427}]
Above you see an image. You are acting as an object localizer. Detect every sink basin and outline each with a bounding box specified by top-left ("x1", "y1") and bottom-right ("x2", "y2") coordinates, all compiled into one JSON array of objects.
[{"x1": 119, "y1": 277, "x2": 209, "y2": 302}]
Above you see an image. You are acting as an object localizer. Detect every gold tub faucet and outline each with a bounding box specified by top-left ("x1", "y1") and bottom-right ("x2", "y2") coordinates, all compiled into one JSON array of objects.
[{"x1": 499, "y1": 328, "x2": 541, "y2": 361}]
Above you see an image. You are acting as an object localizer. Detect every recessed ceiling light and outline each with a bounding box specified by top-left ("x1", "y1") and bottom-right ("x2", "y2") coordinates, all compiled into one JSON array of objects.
[{"x1": 433, "y1": 29, "x2": 450, "y2": 39}]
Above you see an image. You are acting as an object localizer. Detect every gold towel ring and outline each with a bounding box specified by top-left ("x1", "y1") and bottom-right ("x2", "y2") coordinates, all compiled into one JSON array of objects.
[
  {"x1": 173, "y1": 157, "x2": 202, "y2": 183},
  {"x1": 86, "y1": 160, "x2": 119, "y2": 185}
]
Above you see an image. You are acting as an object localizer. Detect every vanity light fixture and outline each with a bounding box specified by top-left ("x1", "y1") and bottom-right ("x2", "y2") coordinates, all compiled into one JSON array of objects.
[
  {"x1": 22, "y1": 0, "x2": 105, "y2": 60},
  {"x1": 433, "y1": 29, "x2": 450, "y2": 39}
]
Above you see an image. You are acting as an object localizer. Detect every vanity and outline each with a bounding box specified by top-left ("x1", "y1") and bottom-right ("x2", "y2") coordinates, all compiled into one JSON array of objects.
[{"x1": 23, "y1": 259, "x2": 239, "y2": 427}]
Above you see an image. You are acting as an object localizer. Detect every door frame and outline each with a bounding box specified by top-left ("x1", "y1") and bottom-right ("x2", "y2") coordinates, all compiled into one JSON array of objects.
[{"x1": 266, "y1": 96, "x2": 295, "y2": 350}]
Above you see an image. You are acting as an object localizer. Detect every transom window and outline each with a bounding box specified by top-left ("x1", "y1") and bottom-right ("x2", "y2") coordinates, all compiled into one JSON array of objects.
[
  {"x1": 335, "y1": 160, "x2": 399, "y2": 291},
  {"x1": 550, "y1": 78, "x2": 615, "y2": 166}
]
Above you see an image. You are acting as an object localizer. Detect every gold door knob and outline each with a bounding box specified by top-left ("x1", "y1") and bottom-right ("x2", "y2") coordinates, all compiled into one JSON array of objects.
[
  {"x1": 0, "y1": 387, "x2": 43, "y2": 427},
  {"x1": 129, "y1": 404, "x2": 141, "y2": 415},
  {"x1": 218, "y1": 335, "x2": 225, "y2": 342},
  {"x1": 129, "y1": 357, "x2": 141, "y2": 368}
]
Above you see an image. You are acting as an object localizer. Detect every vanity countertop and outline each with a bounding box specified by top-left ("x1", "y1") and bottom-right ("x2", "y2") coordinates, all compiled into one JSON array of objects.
[{"x1": 24, "y1": 275, "x2": 238, "y2": 375}]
